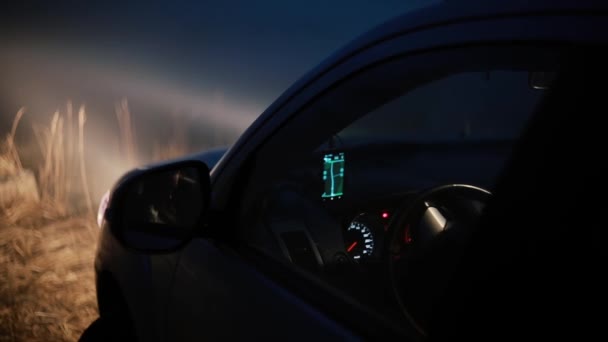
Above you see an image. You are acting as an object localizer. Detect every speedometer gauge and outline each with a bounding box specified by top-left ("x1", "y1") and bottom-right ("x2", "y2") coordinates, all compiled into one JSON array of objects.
[{"x1": 344, "y1": 217, "x2": 375, "y2": 261}]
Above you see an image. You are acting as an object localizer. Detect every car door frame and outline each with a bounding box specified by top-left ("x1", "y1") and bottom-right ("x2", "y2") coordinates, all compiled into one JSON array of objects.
[
  {"x1": 166, "y1": 8, "x2": 608, "y2": 341},
  {"x1": 209, "y1": 5, "x2": 608, "y2": 210},
  {"x1": 228, "y1": 45, "x2": 568, "y2": 339}
]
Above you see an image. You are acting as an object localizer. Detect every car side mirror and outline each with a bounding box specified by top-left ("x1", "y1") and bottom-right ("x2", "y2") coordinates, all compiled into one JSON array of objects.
[{"x1": 107, "y1": 160, "x2": 211, "y2": 253}]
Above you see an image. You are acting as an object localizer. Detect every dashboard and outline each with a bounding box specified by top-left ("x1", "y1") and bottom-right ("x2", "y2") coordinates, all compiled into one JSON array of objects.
[{"x1": 252, "y1": 141, "x2": 505, "y2": 332}]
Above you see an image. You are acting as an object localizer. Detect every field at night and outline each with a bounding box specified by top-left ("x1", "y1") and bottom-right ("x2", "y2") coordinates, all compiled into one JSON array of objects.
[
  {"x1": 0, "y1": 104, "x2": 191, "y2": 340},
  {"x1": 0, "y1": 1, "x2": 430, "y2": 340},
  {"x1": 3, "y1": 1, "x2": 605, "y2": 341}
]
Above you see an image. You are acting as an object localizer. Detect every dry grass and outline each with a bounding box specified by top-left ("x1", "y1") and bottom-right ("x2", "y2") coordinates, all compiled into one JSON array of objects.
[
  {"x1": 0, "y1": 217, "x2": 98, "y2": 342},
  {"x1": 0, "y1": 108, "x2": 25, "y2": 179},
  {"x1": 115, "y1": 99, "x2": 138, "y2": 167},
  {"x1": 1, "y1": 105, "x2": 99, "y2": 341},
  {"x1": 152, "y1": 111, "x2": 189, "y2": 162},
  {"x1": 31, "y1": 108, "x2": 75, "y2": 218},
  {"x1": 1, "y1": 100, "x2": 191, "y2": 341},
  {"x1": 1, "y1": 108, "x2": 40, "y2": 218},
  {"x1": 77, "y1": 106, "x2": 94, "y2": 218}
]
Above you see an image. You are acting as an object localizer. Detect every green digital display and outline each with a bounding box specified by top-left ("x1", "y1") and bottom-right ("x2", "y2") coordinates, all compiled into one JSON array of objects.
[{"x1": 322, "y1": 152, "x2": 345, "y2": 200}]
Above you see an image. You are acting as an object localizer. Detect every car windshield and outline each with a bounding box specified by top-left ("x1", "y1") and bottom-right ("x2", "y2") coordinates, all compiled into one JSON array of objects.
[{"x1": 339, "y1": 71, "x2": 543, "y2": 145}]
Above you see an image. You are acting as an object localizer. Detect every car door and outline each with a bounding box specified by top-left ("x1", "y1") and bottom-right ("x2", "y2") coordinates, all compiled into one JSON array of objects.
[
  {"x1": 164, "y1": 8, "x2": 608, "y2": 342},
  {"x1": 429, "y1": 48, "x2": 608, "y2": 341}
]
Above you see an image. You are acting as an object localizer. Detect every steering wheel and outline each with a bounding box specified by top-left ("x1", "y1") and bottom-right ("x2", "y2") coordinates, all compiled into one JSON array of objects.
[{"x1": 386, "y1": 184, "x2": 491, "y2": 336}]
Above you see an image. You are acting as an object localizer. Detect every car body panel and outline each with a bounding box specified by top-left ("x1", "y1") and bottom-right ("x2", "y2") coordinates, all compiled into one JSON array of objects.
[
  {"x1": 165, "y1": 240, "x2": 359, "y2": 341},
  {"x1": 95, "y1": 148, "x2": 227, "y2": 342}
]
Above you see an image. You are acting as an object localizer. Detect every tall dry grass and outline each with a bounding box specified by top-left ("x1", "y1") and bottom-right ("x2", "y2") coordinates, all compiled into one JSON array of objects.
[
  {"x1": 152, "y1": 111, "x2": 189, "y2": 162},
  {"x1": 1, "y1": 104, "x2": 98, "y2": 341},
  {"x1": 0, "y1": 218, "x2": 98, "y2": 341},
  {"x1": 0, "y1": 108, "x2": 25, "y2": 178},
  {"x1": 2, "y1": 100, "x2": 189, "y2": 225},
  {"x1": 23, "y1": 103, "x2": 93, "y2": 222},
  {"x1": 115, "y1": 99, "x2": 138, "y2": 167},
  {"x1": 33, "y1": 110, "x2": 68, "y2": 216},
  {"x1": 115, "y1": 100, "x2": 188, "y2": 163},
  {"x1": 1, "y1": 108, "x2": 40, "y2": 223},
  {"x1": 78, "y1": 106, "x2": 94, "y2": 218},
  {"x1": 1, "y1": 99, "x2": 192, "y2": 341}
]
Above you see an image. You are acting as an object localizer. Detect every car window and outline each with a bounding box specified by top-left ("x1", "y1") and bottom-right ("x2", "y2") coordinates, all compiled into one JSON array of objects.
[
  {"x1": 316, "y1": 71, "x2": 543, "y2": 192},
  {"x1": 339, "y1": 71, "x2": 539, "y2": 144},
  {"x1": 237, "y1": 45, "x2": 560, "y2": 334}
]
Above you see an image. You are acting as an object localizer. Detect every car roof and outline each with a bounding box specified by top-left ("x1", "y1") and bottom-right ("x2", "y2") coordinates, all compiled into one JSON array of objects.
[
  {"x1": 354, "y1": 0, "x2": 607, "y2": 55},
  {"x1": 241, "y1": 0, "x2": 608, "y2": 139},
  {"x1": 210, "y1": 0, "x2": 608, "y2": 195}
]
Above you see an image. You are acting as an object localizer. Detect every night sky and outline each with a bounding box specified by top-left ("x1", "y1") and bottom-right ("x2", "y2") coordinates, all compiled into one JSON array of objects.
[{"x1": 2, "y1": 0, "x2": 432, "y2": 113}]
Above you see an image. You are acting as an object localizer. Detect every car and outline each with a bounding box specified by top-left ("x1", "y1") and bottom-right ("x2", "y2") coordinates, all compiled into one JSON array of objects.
[{"x1": 87, "y1": 1, "x2": 608, "y2": 341}]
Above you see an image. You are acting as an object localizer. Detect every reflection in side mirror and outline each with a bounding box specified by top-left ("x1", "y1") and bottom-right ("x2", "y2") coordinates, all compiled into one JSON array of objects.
[
  {"x1": 115, "y1": 161, "x2": 210, "y2": 253},
  {"x1": 529, "y1": 71, "x2": 557, "y2": 90}
]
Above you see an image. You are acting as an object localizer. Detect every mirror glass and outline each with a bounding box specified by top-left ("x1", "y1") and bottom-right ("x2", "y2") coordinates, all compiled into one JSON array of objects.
[
  {"x1": 121, "y1": 166, "x2": 204, "y2": 251},
  {"x1": 529, "y1": 71, "x2": 556, "y2": 90}
]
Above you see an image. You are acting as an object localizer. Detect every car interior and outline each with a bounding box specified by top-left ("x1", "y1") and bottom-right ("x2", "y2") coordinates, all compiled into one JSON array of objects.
[{"x1": 236, "y1": 48, "x2": 564, "y2": 338}]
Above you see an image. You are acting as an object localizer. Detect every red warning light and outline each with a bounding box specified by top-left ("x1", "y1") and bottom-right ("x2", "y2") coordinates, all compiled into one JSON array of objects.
[
  {"x1": 381, "y1": 211, "x2": 390, "y2": 219},
  {"x1": 404, "y1": 224, "x2": 413, "y2": 244}
]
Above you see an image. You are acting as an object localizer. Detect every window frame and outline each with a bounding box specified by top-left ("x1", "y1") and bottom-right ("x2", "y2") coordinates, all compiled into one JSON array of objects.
[
  {"x1": 200, "y1": 12, "x2": 608, "y2": 340},
  {"x1": 229, "y1": 42, "x2": 567, "y2": 340},
  {"x1": 238, "y1": 43, "x2": 564, "y2": 232},
  {"x1": 208, "y1": 12, "x2": 607, "y2": 211}
]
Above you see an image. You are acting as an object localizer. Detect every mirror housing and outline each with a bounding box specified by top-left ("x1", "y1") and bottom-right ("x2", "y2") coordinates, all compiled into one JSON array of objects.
[{"x1": 105, "y1": 160, "x2": 211, "y2": 253}]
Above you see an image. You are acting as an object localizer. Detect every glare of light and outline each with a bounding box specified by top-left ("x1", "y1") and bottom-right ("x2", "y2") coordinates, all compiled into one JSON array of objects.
[{"x1": 97, "y1": 190, "x2": 110, "y2": 228}]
